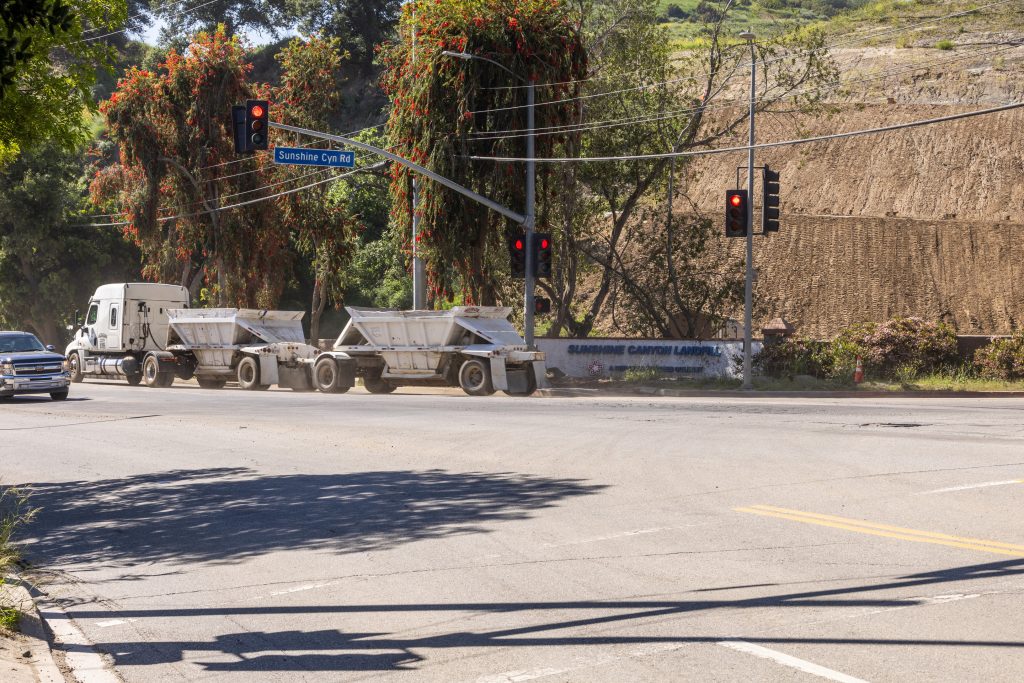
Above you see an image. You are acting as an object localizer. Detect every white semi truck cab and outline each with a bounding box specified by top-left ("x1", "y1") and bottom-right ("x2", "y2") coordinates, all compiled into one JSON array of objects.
[{"x1": 65, "y1": 283, "x2": 190, "y2": 385}]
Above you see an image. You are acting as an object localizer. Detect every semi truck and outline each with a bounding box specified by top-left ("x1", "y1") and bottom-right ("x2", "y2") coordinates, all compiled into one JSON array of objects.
[
  {"x1": 333, "y1": 306, "x2": 545, "y2": 396},
  {"x1": 65, "y1": 283, "x2": 355, "y2": 392}
]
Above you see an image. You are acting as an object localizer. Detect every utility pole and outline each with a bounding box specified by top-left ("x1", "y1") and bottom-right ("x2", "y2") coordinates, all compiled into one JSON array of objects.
[
  {"x1": 441, "y1": 51, "x2": 537, "y2": 347},
  {"x1": 411, "y1": 9, "x2": 426, "y2": 310},
  {"x1": 740, "y1": 29, "x2": 756, "y2": 390},
  {"x1": 523, "y1": 81, "x2": 537, "y2": 347}
]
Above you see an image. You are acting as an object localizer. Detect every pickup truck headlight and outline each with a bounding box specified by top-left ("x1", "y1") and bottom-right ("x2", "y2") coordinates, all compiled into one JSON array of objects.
[{"x1": 0, "y1": 362, "x2": 13, "y2": 376}]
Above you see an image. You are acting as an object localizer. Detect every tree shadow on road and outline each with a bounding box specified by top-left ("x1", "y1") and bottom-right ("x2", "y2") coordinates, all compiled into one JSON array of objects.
[
  {"x1": 73, "y1": 558, "x2": 1024, "y2": 673},
  {"x1": 17, "y1": 467, "x2": 605, "y2": 566}
]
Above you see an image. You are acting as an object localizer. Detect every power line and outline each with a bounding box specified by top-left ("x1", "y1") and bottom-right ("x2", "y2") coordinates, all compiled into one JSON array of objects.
[
  {"x1": 80, "y1": 0, "x2": 190, "y2": 35},
  {"x1": 479, "y1": 0, "x2": 1015, "y2": 91},
  {"x1": 464, "y1": 0, "x2": 1015, "y2": 115},
  {"x1": 467, "y1": 41, "x2": 1020, "y2": 141},
  {"x1": 76, "y1": 0, "x2": 223, "y2": 43},
  {"x1": 466, "y1": 101, "x2": 1024, "y2": 163},
  {"x1": 75, "y1": 162, "x2": 385, "y2": 227}
]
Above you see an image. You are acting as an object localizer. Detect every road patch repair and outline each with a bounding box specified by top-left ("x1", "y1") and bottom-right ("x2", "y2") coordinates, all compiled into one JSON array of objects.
[{"x1": 735, "y1": 505, "x2": 1024, "y2": 557}]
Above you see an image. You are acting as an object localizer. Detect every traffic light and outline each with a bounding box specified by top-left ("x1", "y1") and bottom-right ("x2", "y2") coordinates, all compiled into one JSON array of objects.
[
  {"x1": 245, "y1": 99, "x2": 269, "y2": 151},
  {"x1": 534, "y1": 297, "x2": 551, "y2": 314},
  {"x1": 725, "y1": 189, "x2": 749, "y2": 238},
  {"x1": 508, "y1": 230, "x2": 526, "y2": 278},
  {"x1": 763, "y1": 166, "x2": 780, "y2": 233},
  {"x1": 534, "y1": 232, "x2": 552, "y2": 278}
]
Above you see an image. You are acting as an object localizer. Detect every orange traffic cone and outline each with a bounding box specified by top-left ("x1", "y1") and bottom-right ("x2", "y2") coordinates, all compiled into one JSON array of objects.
[{"x1": 853, "y1": 356, "x2": 864, "y2": 384}]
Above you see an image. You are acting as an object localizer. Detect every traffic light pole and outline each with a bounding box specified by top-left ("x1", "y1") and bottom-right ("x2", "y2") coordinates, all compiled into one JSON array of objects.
[
  {"x1": 524, "y1": 81, "x2": 536, "y2": 347},
  {"x1": 742, "y1": 31, "x2": 756, "y2": 391},
  {"x1": 411, "y1": 7, "x2": 426, "y2": 310}
]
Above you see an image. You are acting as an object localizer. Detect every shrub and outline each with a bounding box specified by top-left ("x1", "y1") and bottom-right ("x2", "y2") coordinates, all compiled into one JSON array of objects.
[
  {"x1": 754, "y1": 317, "x2": 959, "y2": 381},
  {"x1": 935, "y1": 39, "x2": 955, "y2": 50},
  {"x1": 623, "y1": 366, "x2": 660, "y2": 382},
  {"x1": 974, "y1": 333, "x2": 1024, "y2": 380}
]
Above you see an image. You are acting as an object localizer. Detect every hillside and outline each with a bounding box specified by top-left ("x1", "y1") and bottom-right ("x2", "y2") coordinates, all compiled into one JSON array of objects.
[{"x1": 682, "y1": 10, "x2": 1024, "y2": 337}]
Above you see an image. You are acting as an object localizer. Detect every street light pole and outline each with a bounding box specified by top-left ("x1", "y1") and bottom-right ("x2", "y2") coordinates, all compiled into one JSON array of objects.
[
  {"x1": 523, "y1": 81, "x2": 536, "y2": 347},
  {"x1": 740, "y1": 30, "x2": 756, "y2": 390},
  {"x1": 411, "y1": 8, "x2": 426, "y2": 310},
  {"x1": 441, "y1": 51, "x2": 537, "y2": 347}
]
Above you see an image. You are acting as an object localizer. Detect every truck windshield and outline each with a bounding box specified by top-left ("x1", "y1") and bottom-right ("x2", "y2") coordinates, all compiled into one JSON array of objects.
[{"x1": 0, "y1": 334, "x2": 45, "y2": 353}]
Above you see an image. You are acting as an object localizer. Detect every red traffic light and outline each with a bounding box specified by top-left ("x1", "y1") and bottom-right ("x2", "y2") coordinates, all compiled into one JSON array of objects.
[
  {"x1": 729, "y1": 194, "x2": 743, "y2": 208},
  {"x1": 540, "y1": 238, "x2": 549, "y2": 249},
  {"x1": 249, "y1": 104, "x2": 265, "y2": 119},
  {"x1": 514, "y1": 239, "x2": 524, "y2": 251}
]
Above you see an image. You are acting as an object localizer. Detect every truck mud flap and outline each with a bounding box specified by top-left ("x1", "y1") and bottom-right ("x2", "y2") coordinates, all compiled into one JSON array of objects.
[{"x1": 278, "y1": 365, "x2": 313, "y2": 390}]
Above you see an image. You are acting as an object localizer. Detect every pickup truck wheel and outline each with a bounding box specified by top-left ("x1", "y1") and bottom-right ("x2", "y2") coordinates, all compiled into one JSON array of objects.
[
  {"x1": 236, "y1": 356, "x2": 265, "y2": 391},
  {"x1": 459, "y1": 359, "x2": 495, "y2": 396},
  {"x1": 196, "y1": 377, "x2": 227, "y2": 389},
  {"x1": 363, "y1": 376, "x2": 395, "y2": 394},
  {"x1": 314, "y1": 358, "x2": 349, "y2": 394},
  {"x1": 68, "y1": 353, "x2": 83, "y2": 383},
  {"x1": 50, "y1": 390, "x2": 69, "y2": 401}
]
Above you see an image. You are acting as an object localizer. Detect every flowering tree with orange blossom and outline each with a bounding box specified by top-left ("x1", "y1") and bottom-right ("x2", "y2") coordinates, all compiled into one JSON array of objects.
[{"x1": 379, "y1": 0, "x2": 586, "y2": 306}]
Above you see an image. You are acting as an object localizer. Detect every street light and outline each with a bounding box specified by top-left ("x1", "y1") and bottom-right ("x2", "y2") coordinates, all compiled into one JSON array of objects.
[
  {"x1": 739, "y1": 30, "x2": 755, "y2": 390},
  {"x1": 442, "y1": 50, "x2": 538, "y2": 347}
]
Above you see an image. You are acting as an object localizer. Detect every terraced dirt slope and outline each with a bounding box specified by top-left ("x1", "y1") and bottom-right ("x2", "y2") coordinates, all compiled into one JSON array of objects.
[{"x1": 686, "y1": 42, "x2": 1024, "y2": 336}]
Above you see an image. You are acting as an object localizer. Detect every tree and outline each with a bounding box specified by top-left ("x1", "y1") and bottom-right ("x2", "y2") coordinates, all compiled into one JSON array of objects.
[
  {"x1": 379, "y1": 0, "x2": 588, "y2": 306},
  {"x1": 92, "y1": 27, "x2": 291, "y2": 307},
  {"x1": 0, "y1": 0, "x2": 123, "y2": 163},
  {"x1": 540, "y1": 0, "x2": 837, "y2": 338},
  {"x1": 287, "y1": 0, "x2": 401, "y2": 76},
  {"x1": 0, "y1": 144, "x2": 139, "y2": 345}
]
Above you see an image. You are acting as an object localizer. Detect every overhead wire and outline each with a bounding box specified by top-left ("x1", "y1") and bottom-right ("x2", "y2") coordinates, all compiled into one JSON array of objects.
[
  {"x1": 75, "y1": 162, "x2": 386, "y2": 228},
  {"x1": 76, "y1": 0, "x2": 224, "y2": 43},
  {"x1": 465, "y1": 101, "x2": 1024, "y2": 163},
  {"x1": 463, "y1": 0, "x2": 1015, "y2": 114},
  {"x1": 466, "y1": 41, "x2": 1022, "y2": 141}
]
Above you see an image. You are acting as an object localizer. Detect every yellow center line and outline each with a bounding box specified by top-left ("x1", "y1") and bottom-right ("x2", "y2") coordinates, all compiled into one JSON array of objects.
[{"x1": 735, "y1": 505, "x2": 1024, "y2": 558}]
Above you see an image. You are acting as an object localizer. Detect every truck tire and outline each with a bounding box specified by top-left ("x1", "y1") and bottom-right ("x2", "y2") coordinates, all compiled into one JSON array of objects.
[
  {"x1": 236, "y1": 356, "x2": 267, "y2": 391},
  {"x1": 459, "y1": 359, "x2": 495, "y2": 396},
  {"x1": 314, "y1": 357, "x2": 349, "y2": 394},
  {"x1": 126, "y1": 372, "x2": 142, "y2": 386},
  {"x1": 363, "y1": 376, "x2": 396, "y2": 394},
  {"x1": 143, "y1": 355, "x2": 174, "y2": 388},
  {"x1": 196, "y1": 377, "x2": 227, "y2": 389},
  {"x1": 50, "y1": 390, "x2": 69, "y2": 401},
  {"x1": 68, "y1": 353, "x2": 83, "y2": 383}
]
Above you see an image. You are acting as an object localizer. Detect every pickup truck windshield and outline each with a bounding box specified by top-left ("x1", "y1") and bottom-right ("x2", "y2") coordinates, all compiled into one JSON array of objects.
[{"x1": 0, "y1": 334, "x2": 46, "y2": 353}]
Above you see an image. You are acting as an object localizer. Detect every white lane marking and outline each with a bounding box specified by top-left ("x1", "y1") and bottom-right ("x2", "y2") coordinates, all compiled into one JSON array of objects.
[
  {"x1": 476, "y1": 668, "x2": 566, "y2": 682},
  {"x1": 269, "y1": 582, "x2": 331, "y2": 596},
  {"x1": 95, "y1": 619, "x2": 133, "y2": 627},
  {"x1": 38, "y1": 602, "x2": 121, "y2": 683},
  {"x1": 719, "y1": 640, "x2": 869, "y2": 683},
  {"x1": 918, "y1": 480, "x2": 1023, "y2": 494}
]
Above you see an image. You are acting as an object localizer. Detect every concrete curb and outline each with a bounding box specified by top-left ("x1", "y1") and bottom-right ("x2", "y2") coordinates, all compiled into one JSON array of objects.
[
  {"x1": 539, "y1": 384, "x2": 1024, "y2": 399},
  {"x1": 1, "y1": 580, "x2": 64, "y2": 683}
]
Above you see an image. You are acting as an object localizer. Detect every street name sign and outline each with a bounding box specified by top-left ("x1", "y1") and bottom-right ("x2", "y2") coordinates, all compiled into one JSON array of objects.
[{"x1": 273, "y1": 147, "x2": 355, "y2": 168}]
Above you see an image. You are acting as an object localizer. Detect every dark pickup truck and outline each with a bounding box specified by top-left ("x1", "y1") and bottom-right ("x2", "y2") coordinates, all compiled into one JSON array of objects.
[{"x1": 0, "y1": 332, "x2": 71, "y2": 401}]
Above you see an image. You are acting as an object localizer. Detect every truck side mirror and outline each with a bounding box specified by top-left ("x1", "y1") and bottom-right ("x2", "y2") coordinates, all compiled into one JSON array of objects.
[
  {"x1": 74, "y1": 309, "x2": 81, "y2": 327},
  {"x1": 46, "y1": 345, "x2": 56, "y2": 352}
]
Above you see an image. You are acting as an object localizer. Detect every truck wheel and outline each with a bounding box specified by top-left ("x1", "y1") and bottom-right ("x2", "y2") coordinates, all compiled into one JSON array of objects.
[
  {"x1": 196, "y1": 377, "x2": 227, "y2": 389},
  {"x1": 503, "y1": 365, "x2": 538, "y2": 397},
  {"x1": 363, "y1": 376, "x2": 395, "y2": 394},
  {"x1": 314, "y1": 358, "x2": 349, "y2": 394},
  {"x1": 50, "y1": 390, "x2": 69, "y2": 401},
  {"x1": 143, "y1": 355, "x2": 166, "y2": 388},
  {"x1": 126, "y1": 373, "x2": 142, "y2": 386},
  {"x1": 68, "y1": 353, "x2": 83, "y2": 383},
  {"x1": 459, "y1": 359, "x2": 495, "y2": 396},
  {"x1": 236, "y1": 356, "x2": 266, "y2": 391}
]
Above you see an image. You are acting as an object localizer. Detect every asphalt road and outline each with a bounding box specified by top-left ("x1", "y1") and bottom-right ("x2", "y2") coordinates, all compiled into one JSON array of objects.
[{"x1": 2, "y1": 381, "x2": 1024, "y2": 682}]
